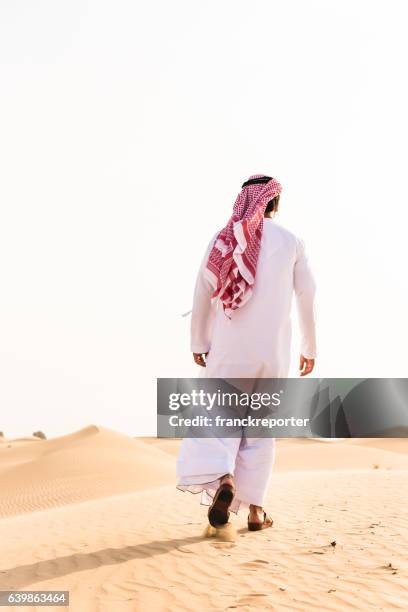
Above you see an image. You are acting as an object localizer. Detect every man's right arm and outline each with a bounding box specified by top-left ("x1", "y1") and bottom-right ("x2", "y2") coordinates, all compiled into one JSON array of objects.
[{"x1": 293, "y1": 237, "x2": 317, "y2": 375}]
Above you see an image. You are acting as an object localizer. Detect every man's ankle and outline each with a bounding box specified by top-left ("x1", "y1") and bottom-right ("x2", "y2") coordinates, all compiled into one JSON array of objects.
[{"x1": 220, "y1": 473, "x2": 234, "y2": 485}]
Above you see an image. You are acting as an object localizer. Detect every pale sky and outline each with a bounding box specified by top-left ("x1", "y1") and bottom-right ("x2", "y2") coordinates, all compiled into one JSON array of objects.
[{"x1": 0, "y1": 0, "x2": 407, "y2": 438}]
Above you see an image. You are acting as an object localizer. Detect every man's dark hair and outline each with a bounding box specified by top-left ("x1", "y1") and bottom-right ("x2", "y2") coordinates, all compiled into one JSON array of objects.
[{"x1": 265, "y1": 195, "x2": 280, "y2": 214}]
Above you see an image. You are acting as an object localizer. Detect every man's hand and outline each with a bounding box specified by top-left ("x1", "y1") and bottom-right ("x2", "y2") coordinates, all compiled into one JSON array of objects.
[
  {"x1": 193, "y1": 352, "x2": 208, "y2": 367},
  {"x1": 299, "y1": 354, "x2": 315, "y2": 376}
]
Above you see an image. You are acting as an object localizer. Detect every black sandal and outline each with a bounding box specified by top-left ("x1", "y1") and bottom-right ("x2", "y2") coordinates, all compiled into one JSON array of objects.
[
  {"x1": 248, "y1": 511, "x2": 273, "y2": 531},
  {"x1": 208, "y1": 483, "x2": 235, "y2": 527}
]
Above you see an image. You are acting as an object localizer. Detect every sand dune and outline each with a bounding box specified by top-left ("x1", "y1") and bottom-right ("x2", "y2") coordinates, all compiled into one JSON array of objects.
[
  {"x1": 274, "y1": 440, "x2": 408, "y2": 471},
  {"x1": 142, "y1": 436, "x2": 408, "y2": 471},
  {"x1": 1, "y1": 429, "x2": 408, "y2": 610},
  {"x1": 347, "y1": 437, "x2": 408, "y2": 454},
  {"x1": 0, "y1": 426, "x2": 174, "y2": 518}
]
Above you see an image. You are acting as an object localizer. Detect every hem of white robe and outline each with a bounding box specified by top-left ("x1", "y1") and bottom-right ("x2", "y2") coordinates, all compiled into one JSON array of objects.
[
  {"x1": 177, "y1": 475, "x2": 264, "y2": 514},
  {"x1": 191, "y1": 344, "x2": 211, "y2": 354}
]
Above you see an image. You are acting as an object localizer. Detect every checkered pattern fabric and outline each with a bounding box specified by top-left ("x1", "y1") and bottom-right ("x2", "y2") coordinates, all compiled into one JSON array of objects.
[{"x1": 205, "y1": 175, "x2": 282, "y2": 317}]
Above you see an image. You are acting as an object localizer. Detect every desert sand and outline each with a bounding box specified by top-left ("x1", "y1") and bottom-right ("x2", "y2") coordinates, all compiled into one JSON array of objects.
[{"x1": 1, "y1": 427, "x2": 408, "y2": 611}]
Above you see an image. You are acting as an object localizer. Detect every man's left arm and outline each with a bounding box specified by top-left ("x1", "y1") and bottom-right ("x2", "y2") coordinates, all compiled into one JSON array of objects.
[{"x1": 190, "y1": 239, "x2": 217, "y2": 366}]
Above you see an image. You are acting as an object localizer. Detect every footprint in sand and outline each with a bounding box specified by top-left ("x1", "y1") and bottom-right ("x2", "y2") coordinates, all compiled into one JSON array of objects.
[
  {"x1": 235, "y1": 593, "x2": 270, "y2": 606},
  {"x1": 212, "y1": 542, "x2": 236, "y2": 549},
  {"x1": 239, "y1": 559, "x2": 270, "y2": 570},
  {"x1": 176, "y1": 546, "x2": 196, "y2": 553}
]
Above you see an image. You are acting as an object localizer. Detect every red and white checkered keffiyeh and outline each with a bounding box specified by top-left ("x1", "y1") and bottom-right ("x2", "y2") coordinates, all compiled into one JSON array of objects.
[{"x1": 205, "y1": 175, "x2": 282, "y2": 317}]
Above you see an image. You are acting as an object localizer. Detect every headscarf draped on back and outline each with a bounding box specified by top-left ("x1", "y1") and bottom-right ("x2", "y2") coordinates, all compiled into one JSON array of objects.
[{"x1": 205, "y1": 174, "x2": 282, "y2": 318}]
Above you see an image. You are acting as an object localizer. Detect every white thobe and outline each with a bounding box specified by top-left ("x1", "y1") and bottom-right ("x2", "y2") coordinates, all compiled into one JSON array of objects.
[{"x1": 177, "y1": 218, "x2": 317, "y2": 511}]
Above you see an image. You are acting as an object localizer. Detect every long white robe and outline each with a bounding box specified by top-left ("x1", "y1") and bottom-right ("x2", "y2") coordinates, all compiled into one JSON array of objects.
[{"x1": 177, "y1": 218, "x2": 317, "y2": 511}]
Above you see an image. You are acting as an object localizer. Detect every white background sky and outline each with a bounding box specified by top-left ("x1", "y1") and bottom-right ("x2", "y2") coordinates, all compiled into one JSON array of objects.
[{"x1": 0, "y1": 0, "x2": 407, "y2": 438}]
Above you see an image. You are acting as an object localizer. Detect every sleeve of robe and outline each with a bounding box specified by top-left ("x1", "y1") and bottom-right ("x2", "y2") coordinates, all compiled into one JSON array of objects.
[
  {"x1": 294, "y1": 238, "x2": 317, "y2": 359},
  {"x1": 190, "y1": 236, "x2": 218, "y2": 354}
]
